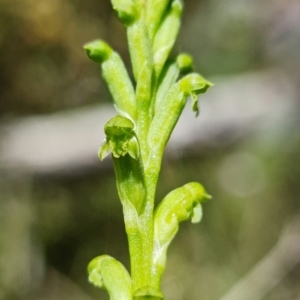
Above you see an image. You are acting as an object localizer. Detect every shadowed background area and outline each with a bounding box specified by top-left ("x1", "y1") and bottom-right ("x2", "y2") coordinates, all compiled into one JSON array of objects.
[{"x1": 0, "y1": 0, "x2": 300, "y2": 299}]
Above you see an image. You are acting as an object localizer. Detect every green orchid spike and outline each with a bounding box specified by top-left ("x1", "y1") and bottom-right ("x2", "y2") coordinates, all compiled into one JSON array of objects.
[
  {"x1": 85, "y1": 0, "x2": 213, "y2": 297},
  {"x1": 88, "y1": 255, "x2": 132, "y2": 300}
]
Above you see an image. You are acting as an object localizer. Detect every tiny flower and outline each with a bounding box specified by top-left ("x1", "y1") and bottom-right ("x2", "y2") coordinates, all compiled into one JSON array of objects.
[{"x1": 99, "y1": 115, "x2": 139, "y2": 160}]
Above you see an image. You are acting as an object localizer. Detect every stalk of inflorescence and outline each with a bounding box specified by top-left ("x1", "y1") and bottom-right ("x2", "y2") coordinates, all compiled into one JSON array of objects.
[{"x1": 84, "y1": 0, "x2": 213, "y2": 299}]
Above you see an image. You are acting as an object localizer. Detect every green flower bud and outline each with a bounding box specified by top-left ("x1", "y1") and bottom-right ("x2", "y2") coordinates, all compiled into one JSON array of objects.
[
  {"x1": 153, "y1": 0, "x2": 183, "y2": 78},
  {"x1": 111, "y1": 0, "x2": 137, "y2": 25},
  {"x1": 84, "y1": 40, "x2": 112, "y2": 63},
  {"x1": 176, "y1": 53, "x2": 194, "y2": 74},
  {"x1": 84, "y1": 40, "x2": 136, "y2": 120}
]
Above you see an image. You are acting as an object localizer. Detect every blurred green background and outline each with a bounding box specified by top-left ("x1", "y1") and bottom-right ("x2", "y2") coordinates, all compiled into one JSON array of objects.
[{"x1": 0, "y1": 0, "x2": 300, "y2": 300}]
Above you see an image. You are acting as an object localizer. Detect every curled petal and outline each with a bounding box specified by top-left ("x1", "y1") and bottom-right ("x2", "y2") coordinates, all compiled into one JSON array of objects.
[
  {"x1": 88, "y1": 255, "x2": 132, "y2": 300},
  {"x1": 179, "y1": 73, "x2": 213, "y2": 96},
  {"x1": 98, "y1": 139, "x2": 111, "y2": 161},
  {"x1": 191, "y1": 202, "x2": 203, "y2": 224}
]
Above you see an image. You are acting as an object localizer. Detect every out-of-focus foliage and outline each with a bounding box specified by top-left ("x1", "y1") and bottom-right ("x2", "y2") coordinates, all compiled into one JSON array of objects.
[
  {"x1": 1, "y1": 0, "x2": 300, "y2": 299},
  {"x1": 0, "y1": 0, "x2": 126, "y2": 116},
  {"x1": 0, "y1": 0, "x2": 275, "y2": 117}
]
